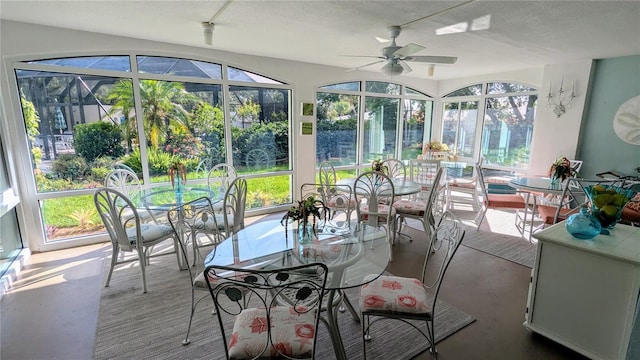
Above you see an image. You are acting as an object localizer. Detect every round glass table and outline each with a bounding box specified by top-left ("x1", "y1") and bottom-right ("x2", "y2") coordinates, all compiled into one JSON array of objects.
[{"x1": 204, "y1": 219, "x2": 389, "y2": 360}]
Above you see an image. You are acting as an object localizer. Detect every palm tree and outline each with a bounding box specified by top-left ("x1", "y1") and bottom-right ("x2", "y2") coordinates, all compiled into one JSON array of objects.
[{"x1": 108, "y1": 79, "x2": 199, "y2": 150}]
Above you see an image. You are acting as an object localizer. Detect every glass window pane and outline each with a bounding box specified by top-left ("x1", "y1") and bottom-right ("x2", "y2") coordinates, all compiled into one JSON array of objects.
[
  {"x1": 363, "y1": 97, "x2": 398, "y2": 162},
  {"x1": 245, "y1": 175, "x2": 291, "y2": 209},
  {"x1": 227, "y1": 67, "x2": 283, "y2": 84},
  {"x1": 133, "y1": 79, "x2": 224, "y2": 183},
  {"x1": 486, "y1": 82, "x2": 536, "y2": 94},
  {"x1": 319, "y1": 82, "x2": 360, "y2": 91},
  {"x1": 406, "y1": 87, "x2": 431, "y2": 97},
  {"x1": 228, "y1": 85, "x2": 290, "y2": 173},
  {"x1": 16, "y1": 70, "x2": 137, "y2": 192},
  {"x1": 316, "y1": 92, "x2": 359, "y2": 166},
  {"x1": 27, "y1": 56, "x2": 131, "y2": 72},
  {"x1": 401, "y1": 99, "x2": 432, "y2": 160},
  {"x1": 137, "y1": 56, "x2": 222, "y2": 79},
  {"x1": 0, "y1": 135, "x2": 9, "y2": 192},
  {"x1": 41, "y1": 195, "x2": 103, "y2": 242},
  {"x1": 445, "y1": 84, "x2": 482, "y2": 97},
  {"x1": 442, "y1": 101, "x2": 478, "y2": 158},
  {"x1": 482, "y1": 95, "x2": 537, "y2": 168},
  {"x1": 366, "y1": 81, "x2": 400, "y2": 95},
  {"x1": 0, "y1": 209, "x2": 23, "y2": 276}
]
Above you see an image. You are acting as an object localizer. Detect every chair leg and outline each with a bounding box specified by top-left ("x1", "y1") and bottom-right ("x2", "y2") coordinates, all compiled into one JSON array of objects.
[
  {"x1": 476, "y1": 208, "x2": 488, "y2": 230},
  {"x1": 104, "y1": 246, "x2": 118, "y2": 287},
  {"x1": 340, "y1": 291, "x2": 360, "y2": 322},
  {"x1": 139, "y1": 249, "x2": 148, "y2": 293}
]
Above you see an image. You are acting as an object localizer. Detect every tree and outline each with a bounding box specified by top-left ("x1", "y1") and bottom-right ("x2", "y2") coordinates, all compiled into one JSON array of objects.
[
  {"x1": 74, "y1": 122, "x2": 125, "y2": 163},
  {"x1": 236, "y1": 99, "x2": 261, "y2": 128},
  {"x1": 20, "y1": 95, "x2": 42, "y2": 164}
]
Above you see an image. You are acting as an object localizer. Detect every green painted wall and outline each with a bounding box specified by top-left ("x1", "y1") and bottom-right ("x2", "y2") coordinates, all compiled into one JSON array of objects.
[{"x1": 577, "y1": 55, "x2": 640, "y2": 179}]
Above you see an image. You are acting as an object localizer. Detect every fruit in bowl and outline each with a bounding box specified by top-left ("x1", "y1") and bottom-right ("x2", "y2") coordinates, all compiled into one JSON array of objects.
[{"x1": 585, "y1": 185, "x2": 637, "y2": 229}]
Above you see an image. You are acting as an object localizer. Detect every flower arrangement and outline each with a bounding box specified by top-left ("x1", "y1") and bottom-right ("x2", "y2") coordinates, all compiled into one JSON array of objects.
[
  {"x1": 422, "y1": 141, "x2": 449, "y2": 153},
  {"x1": 548, "y1": 156, "x2": 576, "y2": 181},
  {"x1": 168, "y1": 159, "x2": 187, "y2": 188},
  {"x1": 371, "y1": 159, "x2": 388, "y2": 174},
  {"x1": 281, "y1": 196, "x2": 328, "y2": 239}
]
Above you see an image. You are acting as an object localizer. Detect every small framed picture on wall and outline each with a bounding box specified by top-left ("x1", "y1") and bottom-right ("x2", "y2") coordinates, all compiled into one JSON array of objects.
[{"x1": 301, "y1": 102, "x2": 314, "y2": 116}]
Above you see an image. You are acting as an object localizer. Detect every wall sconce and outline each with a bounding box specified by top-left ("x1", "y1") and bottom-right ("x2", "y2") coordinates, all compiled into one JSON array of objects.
[{"x1": 547, "y1": 76, "x2": 576, "y2": 118}]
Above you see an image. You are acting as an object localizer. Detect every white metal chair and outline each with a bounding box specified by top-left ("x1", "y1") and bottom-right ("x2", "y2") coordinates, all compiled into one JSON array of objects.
[
  {"x1": 393, "y1": 167, "x2": 446, "y2": 250},
  {"x1": 104, "y1": 168, "x2": 163, "y2": 224},
  {"x1": 359, "y1": 211, "x2": 466, "y2": 359},
  {"x1": 354, "y1": 171, "x2": 396, "y2": 261},
  {"x1": 94, "y1": 187, "x2": 181, "y2": 293},
  {"x1": 409, "y1": 159, "x2": 442, "y2": 201},
  {"x1": 446, "y1": 157, "x2": 483, "y2": 211},
  {"x1": 318, "y1": 161, "x2": 356, "y2": 221},
  {"x1": 382, "y1": 158, "x2": 407, "y2": 180},
  {"x1": 206, "y1": 163, "x2": 237, "y2": 212},
  {"x1": 167, "y1": 196, "x2": 220, "y2": 346},
  {"x1": 191, "y1": 177, "x2": 248, "y2": 264},
  {"x1": 475, "y1": 163, "x2": 528, "y2": 231},
  {"x1": 300, "y1": 182, "x2": 354, "y2": 226},
  {"x1": 204, "y1": 262, "x2": 328, "y2": 359}
]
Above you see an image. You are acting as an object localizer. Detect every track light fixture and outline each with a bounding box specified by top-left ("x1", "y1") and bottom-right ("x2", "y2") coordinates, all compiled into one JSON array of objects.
[{"x1": 202, "y1": 22, "x2": 214, "y2": 45}]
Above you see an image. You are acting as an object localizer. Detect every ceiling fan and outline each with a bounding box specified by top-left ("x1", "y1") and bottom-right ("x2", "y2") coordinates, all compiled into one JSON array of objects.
[{"x1": 346, "y1": 25, "x2": 457, "y2": 76}]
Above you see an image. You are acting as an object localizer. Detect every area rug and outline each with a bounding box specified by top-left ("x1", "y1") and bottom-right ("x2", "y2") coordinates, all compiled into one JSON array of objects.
[
  {"x1": 403, "y1": 217, "x2": 537, "y2": 268},
  {"x1": 461, "y1": 228, "x2": 537, "y2": 268},
  {"x1": 93, "y1": 253, "x2": 475, "y2": 359}
]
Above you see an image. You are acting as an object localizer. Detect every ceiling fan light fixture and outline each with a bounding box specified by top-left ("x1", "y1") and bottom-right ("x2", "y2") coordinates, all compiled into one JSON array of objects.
[
  {"x1": 202, "y1": 22, "x2": 214, "y2": 45},
  {"x1": 381, "y1": 61, "x2": 404, "y2": 76}
]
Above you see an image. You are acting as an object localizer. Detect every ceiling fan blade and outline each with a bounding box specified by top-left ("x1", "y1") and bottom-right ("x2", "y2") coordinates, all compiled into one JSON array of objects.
[
  {"x1": 393, "y1": 43, "x2": 425, "y2": 58},
  {"x1": 346, "y1": 59, "x2": 385, "y2": 72},
  {"x1": 404, "y1": 55, "x2": 458, "y2": 64},
  {"x1": 399, "y1": 60, "x2": 413, "y2": 74}
]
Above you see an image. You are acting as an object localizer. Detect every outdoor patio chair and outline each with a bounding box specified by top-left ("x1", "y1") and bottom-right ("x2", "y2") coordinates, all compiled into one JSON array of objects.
[
  {"x1": 204, "y1": 262, "x2": 328, "y2": 359},
  {"x1": 104, "y1": 168, "x2": 163, "y2": 224},
  {"x1": 191, "y1": 177, "x2": 248, "y2": 264},
  {"x1": 393, "y1": 167, "x2": 446, "y2": 250},
  {"x1": 475, "y1": 163, "x2": 528, "y2": 231},
  {"x1": 359, "y1": 211, "x2": 465, "y2": 359},
  {"x1": 382, "y1": 158, "x2": 407, "y2": 180},
  {"x1": 167, "y1": 196, "x2": 220, "y2": 346},
  {"x1": 94, "y1": 187, "x2": 181, "y2": 293},
  {"x1": 354, "y1": 171, "x2": 396, "y2": 261},
  {"x1": 206, "y1": 163, "x2": 237, "y2": 212}
]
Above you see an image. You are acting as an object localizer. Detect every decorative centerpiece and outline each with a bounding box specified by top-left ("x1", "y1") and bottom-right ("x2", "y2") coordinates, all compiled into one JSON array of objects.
[
  {"x1": 371, "y1": 159, "x2": 388, "y2": 174},
  {"x1": 169, "y1": 159, "x2": 187, "y2": 194},
  {"x1": 585, "y1": 184, "x2": 637, "y2": 229},
  {"x1": 422, "y1": 141, "x2": 449, "y2": 160},
  {"x1": 548, "y1": 156, "x2": 575, "y2": 189},
  {"x1": 281, "y1": 196, "x2": 328, "y2": 244}
]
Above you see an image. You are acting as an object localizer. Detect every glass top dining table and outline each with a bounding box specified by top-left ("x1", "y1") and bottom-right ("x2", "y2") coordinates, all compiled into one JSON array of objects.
[
  {"x1": 336, "y1": 177, "x2": 421, "y2": 196},
  {"x1": 204, "y1": 219, "x2": 390, "y2": 360}
]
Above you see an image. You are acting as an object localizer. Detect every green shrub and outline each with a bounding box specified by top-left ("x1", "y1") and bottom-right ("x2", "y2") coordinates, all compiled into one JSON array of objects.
[
  {"x1": 52, "y1": 154, "x2": 90, "y2": 181},
  {"x1": 74, "y1": 122, "x2": 125, "y2": 163}
]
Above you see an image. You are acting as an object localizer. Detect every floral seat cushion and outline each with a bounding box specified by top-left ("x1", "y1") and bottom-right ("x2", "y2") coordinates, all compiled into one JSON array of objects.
[
  {"x1": 228, "y1": 306, "x2": 316, "y2": 359},
  {"x1": 392, "y1": 199, "x2": 427, "y2": 216},
  {"x1": 360, "y1": 274, "x2": 430, "y2": 315},
  {"x1": 359, "y1": 204, "x2": 395, "y2": 222},
  {"x1": 193, "y1": 213, "x2": 230, "y2": 231},
  {"x1": 326, "y1": 194, "x2": 356, "y2": 209}
]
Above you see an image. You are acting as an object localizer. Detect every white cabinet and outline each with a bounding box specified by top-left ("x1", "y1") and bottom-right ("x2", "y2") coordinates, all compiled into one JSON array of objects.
[{"x1": 525, "y1": 223, "x2": 640, "y2": 360}]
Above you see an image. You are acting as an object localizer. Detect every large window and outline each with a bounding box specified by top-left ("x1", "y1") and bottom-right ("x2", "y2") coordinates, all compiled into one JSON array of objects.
[
  {"x1": 13, "y1": 55, "x2": 293, "y2": 243},
  {"x1": 442, "y1": 82, "x2": 537, "y2": 169},
  {"x1": 316, "y1": 81, "x2": 433, "y2": 171}
]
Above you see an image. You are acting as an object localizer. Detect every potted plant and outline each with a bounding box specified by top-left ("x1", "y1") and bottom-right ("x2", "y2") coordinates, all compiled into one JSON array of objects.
[
  {"x1": 371, "y1": 159, "x2": 388, "y2": 174},
  {"x1": 281, "y1": 196, "x2": 328, "y2": 243},
  {"x1": 168, "y1": 159, "x2": 187, "y2": 190},
  {"x1": 548, "y1": 156, "x2": 576, "y2": 181}
]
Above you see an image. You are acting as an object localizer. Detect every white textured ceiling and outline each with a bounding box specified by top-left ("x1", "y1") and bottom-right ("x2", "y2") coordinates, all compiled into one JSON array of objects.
[{"x1": 1, "y1": 0, "x2": 639, "y2": 80}]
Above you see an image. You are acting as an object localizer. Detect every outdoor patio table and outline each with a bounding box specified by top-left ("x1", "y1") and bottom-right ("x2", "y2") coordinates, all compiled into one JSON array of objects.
[
  {"x1": 509, "y1": 177, "x2": 563, "y2": 240},
  {"x1": 204, "y1": 219, "x2": 389, "y2": 360}
]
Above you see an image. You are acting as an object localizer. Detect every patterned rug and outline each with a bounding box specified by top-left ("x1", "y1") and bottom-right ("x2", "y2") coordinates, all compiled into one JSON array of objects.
[{"x1": 93, "y1": 249, "x2": 475, "y2": 359}]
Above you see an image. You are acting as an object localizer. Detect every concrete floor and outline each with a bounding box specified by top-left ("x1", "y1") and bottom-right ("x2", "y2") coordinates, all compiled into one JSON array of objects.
[{"x1": 1, "y1": 207, "x2": 587, "y2": 360}]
